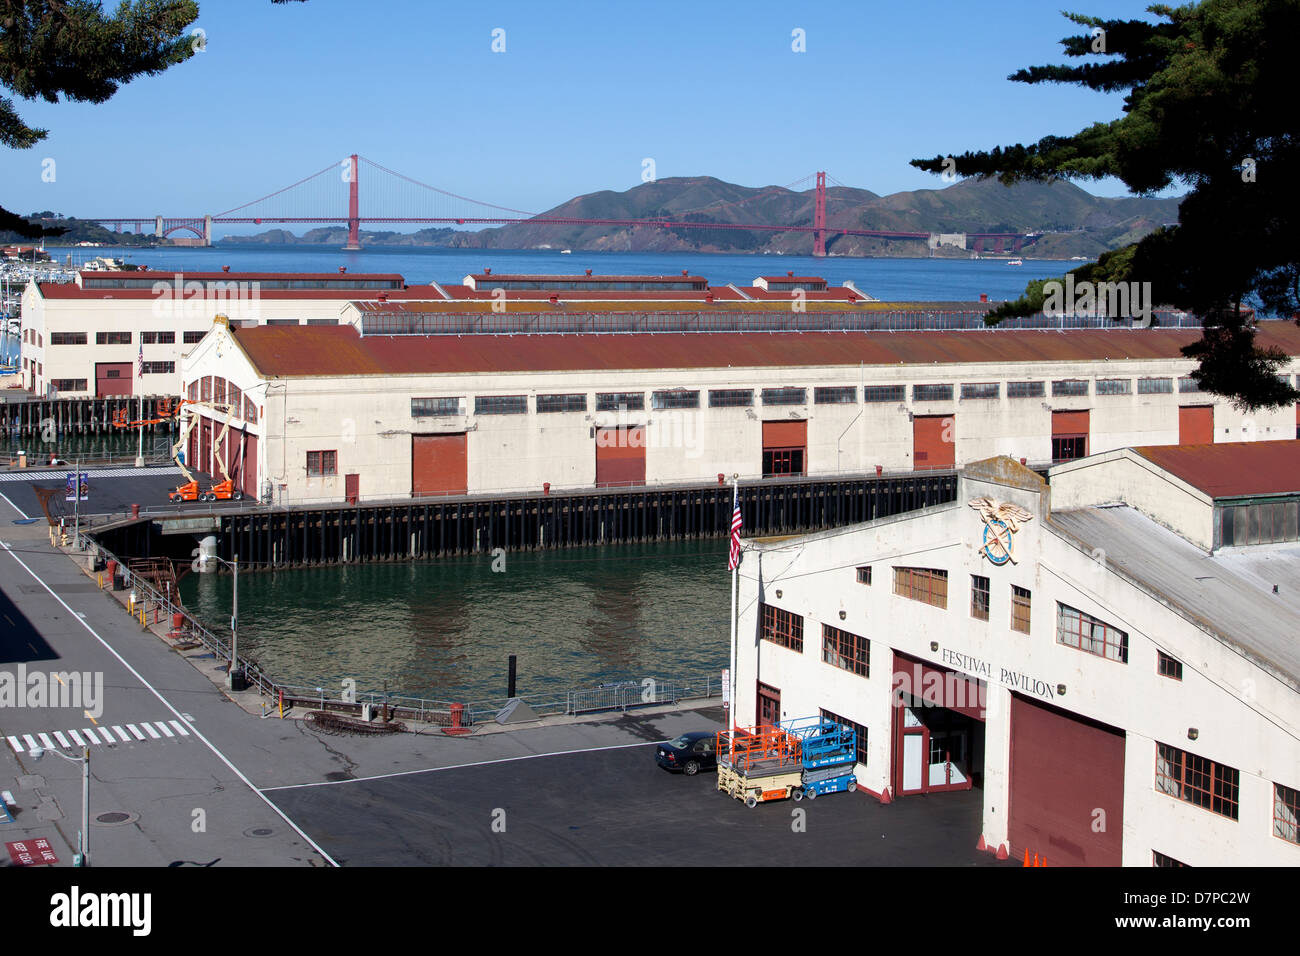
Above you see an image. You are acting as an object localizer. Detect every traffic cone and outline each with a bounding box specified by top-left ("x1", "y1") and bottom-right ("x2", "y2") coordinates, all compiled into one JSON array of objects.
[
  {"x1": 1033, "y1": 853, "x2": 1040, "y2": 867},
  {"x1": 995, "y1": 843, "x2": 1009, "y2": 860},
  {"x1": 1023, "y1": 849, "x2": 1031, "y2": 867},
  {"x1": 976, "y1": 834, "x2": 987, "y2": 852},
  {"x1": 1039, "y1": 856, "x2": 1047, "y2": 867}
]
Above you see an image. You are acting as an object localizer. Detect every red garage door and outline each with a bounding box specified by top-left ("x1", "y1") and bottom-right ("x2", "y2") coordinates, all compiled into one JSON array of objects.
[
  {"x1": 199, "y1": 418, "x2": 212, "y2": 476},
  {"x1": 95, "y1": 362, "x2": 132, "y2": 398},
  {"x1": 595, "y1": 426, "x2": 646, "y2": 487},
  {"x1": 762, "y1": 420, "x2": 807, "y2": 476},
  {"x1": 913, "y1": 415, "x2": 954, "y2": 470},
  {"x1": 413, "y1": 434, "x2": 467, "y2": 496},
  {"x1": 1179, "y1": 405, "x2": 1214, "y2": 445},
  {"x1": 241, "y1": 433, "x2": 258, "y2": 500},
  {"x1": 1051, "y1": 410, "x2": 1090, "y2": 462},
  {"x1": 1009, "y1": 694, "x2": 1125, "y2": 867}
]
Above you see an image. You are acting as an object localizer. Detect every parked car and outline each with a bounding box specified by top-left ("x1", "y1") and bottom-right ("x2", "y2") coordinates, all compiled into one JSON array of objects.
[{"x1": 655, "y1": 732, "x2": 718, "y2": 775}]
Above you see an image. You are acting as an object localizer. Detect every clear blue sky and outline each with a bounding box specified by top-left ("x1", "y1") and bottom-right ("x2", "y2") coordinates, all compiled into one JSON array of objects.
[{"x1": 2, "y1": 0, "x2": 1169, "y2": 226}]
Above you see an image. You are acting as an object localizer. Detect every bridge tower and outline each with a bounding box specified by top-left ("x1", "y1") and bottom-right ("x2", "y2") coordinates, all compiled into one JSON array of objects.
[
  {"x1": 812, "y1": 171, "x2": 827, "y2": 257},
  {"x1": 344, "y1": 154, "x2": 361, "y2": 250}
]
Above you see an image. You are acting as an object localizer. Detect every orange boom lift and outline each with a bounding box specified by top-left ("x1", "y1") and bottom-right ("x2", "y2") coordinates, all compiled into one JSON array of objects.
[{"x1": 167, "y1": 400, "x2": 243, "y2": 502}]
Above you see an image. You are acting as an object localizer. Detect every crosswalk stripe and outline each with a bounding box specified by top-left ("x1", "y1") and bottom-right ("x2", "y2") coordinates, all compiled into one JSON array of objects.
[
  {"x1": 155, "y1": 721, "x2": 175, "y2": 738},
  {"x1": 68, "y1": 729, "x2": 85, "y2": 747},
  {"x1": 53, "y1": 731, "x2": 71, "y2": 749},
  {"x1": 0, "y1": 466, "x2": 181, "y2": 483},
  {"x1": 6, "y1": 736, "x2": 20, "y2": 753},
  {"x1": 36, "y1": 733, "x2": 54, "y2": 750},
  {"x1": 127, "y1": 724, "x2": 145, "y2": 740},
  {"x1": 111, "y1": 725, "x2": 130, "y2": 743},
  {"x1": 168, "y1": 720, "x2": 190, "y2": 737},
  {"x1": 22, "y1": 734, "x2": 37, "y2": 752},
  {"x1": 82, "y1": 728, "x2": 102, "y2": 745},
  {"x1": 141, "y1": 722, "x2": 160, "y2": 739}
]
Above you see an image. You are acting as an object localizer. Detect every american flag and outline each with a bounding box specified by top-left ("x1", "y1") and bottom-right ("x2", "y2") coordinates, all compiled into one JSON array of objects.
[
  {"x1": 727, "y1": 489, "x2": 742, "y2": 571},
  {"x1": 137, "y1": 341, "x2": 144, "y2": 378}
]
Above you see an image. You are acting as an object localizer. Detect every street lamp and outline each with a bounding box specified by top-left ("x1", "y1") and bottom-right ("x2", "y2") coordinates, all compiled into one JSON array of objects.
[
  {"x1": 31, "y1": 746, "x2": 90, "y2": 867},
  {"x1": 205, "y1": 552, "x2": 242, "y2": 690}
]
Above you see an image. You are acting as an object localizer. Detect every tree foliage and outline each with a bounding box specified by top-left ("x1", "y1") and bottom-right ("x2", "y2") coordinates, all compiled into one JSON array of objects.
[{"x1": 912, "y1": 1, "x2": 1300, "y2": 410}]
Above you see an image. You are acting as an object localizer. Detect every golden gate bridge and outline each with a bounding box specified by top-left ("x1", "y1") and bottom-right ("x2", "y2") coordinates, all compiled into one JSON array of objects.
[{"x1": 63, "y1": 155, "x2": 1040, "y2": 257}]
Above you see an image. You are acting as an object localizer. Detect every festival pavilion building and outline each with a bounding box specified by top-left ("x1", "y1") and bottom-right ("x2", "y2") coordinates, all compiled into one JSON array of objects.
[{"x1": 731, "y1": 446, "x2": 1300, "y2": 866}]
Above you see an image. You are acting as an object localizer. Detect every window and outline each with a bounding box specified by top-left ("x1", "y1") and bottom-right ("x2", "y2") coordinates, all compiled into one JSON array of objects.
[
  {"x1": 893, "y1": 567, "x2": 948, "y2": 609},
  {"x1": 141, "y1": 361, "x2": 175, "y2": 374},
  {"x1": 1052, "y1": 379, "x2": 1089, "y2": 397},
  {"x1": 244, "y1": 397, "x2": 258, "y2": 424},
  {"x1": 95, "y1": 331, "x2": 132, "y2": 345},
  {"x1": 1057, "y1": 603, "x2": 1128, "y2": 662},
  {"x1": 140, "y1": 331, "x2": 176, "y2": 344},
  {"x1": 306, "y1": 450, "x2": 338, "y2": 476},
  {"x1": 1007, "y1": 381, "x2": 1045, "y2": 399},
  {"x1": 1157, "y1": 651, "x2": 1183, "y2": 680},
  {"x1": 814, "y1": 386, "x2": 856, "y2": 404},
  {"x1": 50, "y1": 379, "x2": 87, "y2": 391},
  {"x1": 1138, "y1": 377, "x2": 1173, "y2": 394},
  {"x1": 1178, "y1": 376, "x2": 1202, "y2": 393},
  {"x1": 819, "y1": 708, "x2": 869, "y2": 766},
  {"x1": 1152, "y1": 851, "x2": 1188, "y2": 867},
  {"x1": 536, "y1": 393, "x2": 587, "y2": 413},
  {"x1": 596, "y1": 392, "x2": 644, "y2": 411},
  {"x1": 227, "y1": 384, "x2": 242, "y2": 410},
  {"x1": 474, "y1": 395, "x2": 528, "y2": 415},
  {"x1": 1275, "y1": 783, "x2": 1300, "y2": 845},
  {"x1": 960, "y1": 383, "x2": 1000, "y2": 400},
  {"x1": 412, "y1": 397, "x2": 463, "y2": 417},
  {"x1": 762, "y1": 387, "x2": 807, "y2": 405},
  {"x1": 822, "y1": 624, "x2": 869, "y2": 677},
  {"x1": 913, "y1": 383, "x2": 953, "y2": 402},
  {"x1": 200, "y1": 376, "x2": 212, "y2": 401},
  {"x1": 863, "y1": 385, "x2": 906, "y2": 403},
  {"x1": 188, "y1": 381, "x2": 198, "y2": 401},
  {"x1": 213, "y1": 378, "x2": 226, "y2": 404},
  {"x1": 971, "y1": 575, "x2": 990, "y2": 621},
  {"x1": 1011, "y1": 585, "x2": 1031, "y2": 633},
  {"x1": 306, "y1": 318, "x2": 337, "y2": 325},
  {"x1": 48, "y1": 332, "x2": 87, "y2": 345},
  {"x1": 183, "y1": 330, "x2": 206, "y2": 344},
  {"x1": 1052, "y1": 435, "x2": 1088, "y2": 463},
  {"x1": 1096, "y1": 378, "x2": 1131, "y2": 395},
  {"x1": 762, "y1": 447, "x2": 805, "y2": 477},
  {"x1": 709, "y1": 388, "x2": 753, "y2": 408},
  {"x1": 651, "y1": 389, "x2": 699, "y2": 410},
  {"x1": 856, "y1": 565, "x2": 872, "y2": 585},
  {"x1": 265, "y1": 318, "x2": 299, "y2": 326},
  {"x1": 760, "y1": 604, "x2": 803, "y2": 652},
  {"x1": 1156, "y1": 744, "x2": 1239, "y2": 820}
]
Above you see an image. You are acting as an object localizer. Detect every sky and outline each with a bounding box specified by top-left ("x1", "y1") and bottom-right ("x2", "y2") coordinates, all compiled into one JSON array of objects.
[{"x1": 0, "y1": 0, "x2": 1172, "y2": 230}]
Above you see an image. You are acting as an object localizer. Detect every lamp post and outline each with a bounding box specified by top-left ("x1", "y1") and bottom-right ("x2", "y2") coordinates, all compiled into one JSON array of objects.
[
  {"x1": 207, "y1": 552, "x2": 241, "y2": 689},
  {"x1": 31, "y1": 746, "x2": 90, "y2": 866}
]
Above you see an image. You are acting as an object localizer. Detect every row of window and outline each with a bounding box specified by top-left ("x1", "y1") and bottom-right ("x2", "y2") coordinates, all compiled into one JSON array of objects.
[
  {"x1": 186, "y1": 376, "x2": 258, "y2": 424},
  {"x1": 42, "y1": 329, "x2": 207, "y2": 346},
  {"x1": 759, "y1": 606, "x2": 872, "y2": 680},
  {"x1": 1155, "y1": 770, "x2": 1298, "y2": 847},
  {"x1": 404, "y1": 376, "x2": 1217, "y2": 418}
]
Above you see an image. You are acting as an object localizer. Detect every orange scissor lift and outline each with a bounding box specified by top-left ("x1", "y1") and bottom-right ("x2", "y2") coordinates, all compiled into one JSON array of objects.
[
  {"x1": 716, "y1": 724, "x2": 805, "y2": 808},
  {"x1": 165, "y1": 399, "x2": 243, "y2": 502}
]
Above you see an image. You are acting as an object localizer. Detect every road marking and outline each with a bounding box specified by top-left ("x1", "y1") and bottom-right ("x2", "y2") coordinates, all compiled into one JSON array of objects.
[
  {"x1": 36, "y1": 733, "x2": 54, "y2": 750},
  {"x1": 127, "y1": 724, "x2": 145, "y2": 740},
  {"x1": 0, "y1": 540, "x2": 338, "y2": 867},
  {"x1": 155, "y1": 722, "x2": 175, "y2": 738},
  {"x1": 260, "y1": 740, "x2": 656, "y2": 793},
  {"x1": 111, "y1": 726, "x2": 130, "y2": 743},
  {"x1": 0, "y1": 489, "x2": 29, "y2": 520},
  {"x1": 68, "y1": 730, "x2": 85, "y2": 747},
  {"x1": 53, "y1": 731, "x2": 70, "y2": 749},
  {"x1": 168, "y1": 720, "x2": 189, "y2": 737},
  {"x1": 84, "y1": 711, "x2": 98, "y2": 726},
  {"x1": 82, "y1": 728, "x2": 102, "y2": 745},
  {"x1": 6, "y1": 736, "x2": 20, "y2": 753},
  {"x1": 141, "y1": 722, "x2": 160, "y2": 739},
  {"x1": 21, "y1": 734, "x2": 38, "y2": 752}
]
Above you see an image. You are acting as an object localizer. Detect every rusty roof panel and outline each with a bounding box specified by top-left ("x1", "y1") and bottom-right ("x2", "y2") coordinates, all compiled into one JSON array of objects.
[
  {"x1": 1134, "y1": 440, "x2": 1300, "y2": 498},
  {"x1": 230, "y1": 324, "x2": 1300, "y2": 379}
]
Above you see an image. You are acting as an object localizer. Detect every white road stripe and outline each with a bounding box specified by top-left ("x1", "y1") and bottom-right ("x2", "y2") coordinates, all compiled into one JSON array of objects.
[
  {"x1": 111, "y1": 725, "x2": 130, "y2": 743},
  {"x1": 82, "y1": 728, "x2": 102, "y2": 745},
  {"x1": 36, "y1": 733, "x2": 54, "y2": 750},
  {"x1": 6, "y1": 736, "x2": 21, "y2": 753},
  {"x1": 21, "y1": 734, "x2": 37, "y2": 752},
  {"x1": 168, "y1": 720, "x2": 189, "y2": 737},
  {"x1": 53, "y1": 731, "x2": 71, "y2": 749},
  {"x1": 127, "y1": 724, "x2": 145, "y2": 740},
  {"x1": 141, "y1": 722, "x2": 160, "y2": 739},
  {"x1": 68, "y1": 729, "x2": 85, "y2": 747},
  {"x1": 155, "y1": 721, "x2": 175, "y2": 738}
]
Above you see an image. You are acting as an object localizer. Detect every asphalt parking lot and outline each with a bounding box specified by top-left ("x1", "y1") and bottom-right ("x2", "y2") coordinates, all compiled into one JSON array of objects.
[{"x1": 267, "y1": 713, "x2": 1003, "y2": 867}]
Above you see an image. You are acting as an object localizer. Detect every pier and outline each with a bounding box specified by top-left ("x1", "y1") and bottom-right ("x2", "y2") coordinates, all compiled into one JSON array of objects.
[{"x1": 1, "y1": 394, "x2": 175, "y2": 439}]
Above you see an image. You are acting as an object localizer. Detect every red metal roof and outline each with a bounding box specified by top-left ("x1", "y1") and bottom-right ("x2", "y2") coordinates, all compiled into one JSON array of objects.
[
  {"x1": 386, "y1": 286, "x2": 751, "y2": 303},
  {"x1": 77, "y1": 270, "x2": 406, "y2": 282},
  {"x1": 465, "y1": 274, "x2": 708, "y2": 282},
  {"x1": 1134, "y1": 441, "x2": 1300, "y2": 498},
  {"x1": 229, "y1": 323, "x2": 1300, "y2": 379},
  {"x1": 38, "y1": 282, "x2": 442, "y2": 301},
  {"x1": 757, "y1": 276, "x2": 825, "y2": 282}
]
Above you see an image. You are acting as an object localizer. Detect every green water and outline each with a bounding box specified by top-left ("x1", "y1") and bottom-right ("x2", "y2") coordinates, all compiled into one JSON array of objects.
[
  {"x1": 3, "y1": 428, "x2": 173, "y2": 462},
  {"x1": 178, "y1": 539, "x2": 732, "y2": 702}
]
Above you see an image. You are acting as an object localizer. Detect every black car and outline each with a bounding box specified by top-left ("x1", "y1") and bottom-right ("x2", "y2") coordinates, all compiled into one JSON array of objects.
[{"x1": 655, "y1": 732, "x2": 717, "y2": 775}]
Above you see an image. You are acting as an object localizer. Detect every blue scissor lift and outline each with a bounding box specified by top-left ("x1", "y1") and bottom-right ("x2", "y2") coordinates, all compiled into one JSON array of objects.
[{"x1": 781, "y1": 717, "x2": 859, "y2": 800}]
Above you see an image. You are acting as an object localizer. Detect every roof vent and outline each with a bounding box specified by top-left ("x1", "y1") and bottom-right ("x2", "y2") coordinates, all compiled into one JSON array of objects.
[
  {"x1": 484, "y1": 267, "x2": 491, "y2": 275},
  {"x1": 549, "y1": 294, "x2": 559, "y2": 304},
  {"x1": 682, "y1": 269, "x2": 689, "y2": 276},
  {"x1": 585, "y1": 269, "x2": 592, "y2": 276},
  {"x1": 788, "y1": 270, "x2": 794, "y2": 277},
  {"x1": 221, "y1": 265, "x2": 230, "y2": 273},
  {"x1": 338, "y1": 266, "x2": 347, "y2": 274},
  {"x1": 378, "y1": 292, "x2": 388, "y2": 301},
  {"x1": 705, "y1": 292, "x2": 714, "y2": 303}
]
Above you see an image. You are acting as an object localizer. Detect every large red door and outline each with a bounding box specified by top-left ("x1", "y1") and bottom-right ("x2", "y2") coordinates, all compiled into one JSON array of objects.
[
  {"x1": 1051, "y1": 410, "x2": 1090, "y2": 462},
  {"x1": 94, "y1": 362, "x2": 132, "y2": 398},
  {"x1": 199, "y1": 418, "x2": 212, "y2": 476},
  {"x1": 413, "y1": 434, "x2": 467, "y2": 496},
  {"x1": 241, "y1": 433, "x2": 258, "y2": 499},
  {"x1": 1178, "y1": 405, "x2": 1214, "y2": 445},
  {"x1": 762, "y1": 420, "x2": 807, "y2": 476},
  {"x1": 913, "y1": 415, "x2": 954, "y2": 470},
  {"x1": 757, "y1": 681, "x2": 781, "y2": 727},
  {"x1": 595, "y1": 426, "x2": 646, "y2": 487},
  {"x1": 1008, "y1": 695, "x2": 1125, "y2": 866}
]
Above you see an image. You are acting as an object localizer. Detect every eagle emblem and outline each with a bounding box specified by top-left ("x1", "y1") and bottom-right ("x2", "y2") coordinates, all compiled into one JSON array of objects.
[{"x1": 968, "y1": 497, "x2": 1034, "y2": 565}]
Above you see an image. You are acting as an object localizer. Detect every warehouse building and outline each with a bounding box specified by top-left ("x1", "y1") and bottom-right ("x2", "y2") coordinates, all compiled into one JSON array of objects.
[
  {"x1": 731, "y1": 446, "x2": 1300, "y2": 866},
  {"x1": 177, "y1": 314, "x2": 1300, "y2": 506}
]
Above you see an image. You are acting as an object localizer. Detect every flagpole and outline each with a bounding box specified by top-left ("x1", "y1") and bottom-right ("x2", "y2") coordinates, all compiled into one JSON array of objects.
[
  {"x1": 729, "y1": 476, "x2": 739, "y2": 731},
  {"x1": 135, "y1": 343, "x2": 144, "y2": 467}
]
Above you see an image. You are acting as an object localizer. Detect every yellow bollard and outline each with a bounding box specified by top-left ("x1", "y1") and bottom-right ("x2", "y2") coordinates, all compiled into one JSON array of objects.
[{"x1": 97, "y1": 572, "x2": 103, "y2": 589}]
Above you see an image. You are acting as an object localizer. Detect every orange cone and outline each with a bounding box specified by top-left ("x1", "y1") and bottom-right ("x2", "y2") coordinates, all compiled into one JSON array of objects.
[
  {"x1": 1023, "y1": 849, "x2": 1031, "y2": 867},
  {"x1": 976, "y1": 834, "x2": 987, "y2": 852}
]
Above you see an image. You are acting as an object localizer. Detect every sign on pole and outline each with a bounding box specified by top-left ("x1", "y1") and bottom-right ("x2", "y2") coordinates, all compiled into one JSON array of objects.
[
  {"x1": 64, "y1": 472, "x2": 88, "y2": 502},
  {"x1": 721, "y1": 668, "x2": 730, "y2": 707}
]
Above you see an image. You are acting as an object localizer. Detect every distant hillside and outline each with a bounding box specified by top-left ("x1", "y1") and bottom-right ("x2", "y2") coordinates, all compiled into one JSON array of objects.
[
  {"x1": 222, "y1": 176, "x2": 1183, "y2": 259},
  {"x1": 0, "y1": 211, "x2": 158, "y2": 246}
]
